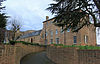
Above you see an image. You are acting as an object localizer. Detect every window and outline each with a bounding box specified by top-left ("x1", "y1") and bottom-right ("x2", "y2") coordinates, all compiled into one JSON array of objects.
[
  {"x1": 84, "y1": 35, "x2": 88, "y2": 43},
  {"x1": 45, "y1": 39, "x2": 48, "y2": 45},
  {"x1": 56, "y1": 29, "x2": 58, "y2": 34},
  {"x1": 61, "y1": 29, "x2": 64, "y2": 34},
  {"x1": 31, "y1": 38, "x2": 33, "y2": 43},
  {"x1": 50, "y1": 31, "x2": 53, "y2": 37},
  {"x1": 46, "y1": 32, "x2": 48, "y2": 36},
  {"x1": 67, "y1": 28, "x2": 70, "y2": 32},
  {"x1": 56, "y1": 38, "x2": 59, "y2": 44},
  {"x1": 73, "y1": 36, "x2": 77, "y2": 44},
  {"x1": 50, "y1": 39, "x2": 53, "y2": 44}
]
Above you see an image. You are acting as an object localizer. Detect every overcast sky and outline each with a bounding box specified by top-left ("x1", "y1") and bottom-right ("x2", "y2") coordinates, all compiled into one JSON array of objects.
[
  {"x1": 3, "y1": 0, "x2": 54, "y2": 31},
  {"x1": 1, "y1": 0, "x2": 100, "y2": 44}
]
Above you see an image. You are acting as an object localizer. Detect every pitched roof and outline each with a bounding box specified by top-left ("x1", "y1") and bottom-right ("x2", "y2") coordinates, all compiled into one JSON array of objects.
[{"x1": 19, "y1": 30, "x2": 42, "y2": 39}]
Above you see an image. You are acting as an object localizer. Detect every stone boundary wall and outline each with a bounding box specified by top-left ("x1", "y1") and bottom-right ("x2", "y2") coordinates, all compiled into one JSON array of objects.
[
  {"x1": 78, "y1": 50, "x2": 100, "y2": 64},
  {"x1": 46, "y1": 46, "x2": 100, "y2": 64},
  {"x1": 0, "y1": 43, "x2": 45, "y2": 64}
]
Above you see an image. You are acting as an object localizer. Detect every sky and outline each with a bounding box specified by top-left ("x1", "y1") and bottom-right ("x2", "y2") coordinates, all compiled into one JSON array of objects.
[
  {"x1": 1, "y1": 0, "x2": 100, "y2": 44},
  {"x1": 2, "y1": 0, "x2": 54, "y2": 31}
]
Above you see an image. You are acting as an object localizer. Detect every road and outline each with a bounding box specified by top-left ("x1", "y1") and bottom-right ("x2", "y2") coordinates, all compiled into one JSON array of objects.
[{"x1": 20, "y1": 52, "x2": 56, "y2": 64}]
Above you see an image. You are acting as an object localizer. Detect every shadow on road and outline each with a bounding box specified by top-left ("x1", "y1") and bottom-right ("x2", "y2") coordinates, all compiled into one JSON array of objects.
[{"x1": 20, "y1": 52, "x2": 56, "y2": 64}]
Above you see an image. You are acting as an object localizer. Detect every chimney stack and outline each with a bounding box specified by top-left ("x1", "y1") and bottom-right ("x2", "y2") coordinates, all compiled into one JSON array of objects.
[{"x1": 46, "y1": 16, "x2": 49, "y2": 20}]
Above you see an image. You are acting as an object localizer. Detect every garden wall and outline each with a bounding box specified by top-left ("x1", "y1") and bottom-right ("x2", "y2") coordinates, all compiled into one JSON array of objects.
[
  {"x1": 0, "y1": 43, "x2": 45, "y2": 64},
  {"x1": 46, "y1": 46, "x2": 100, "y2": 64},
  {"x1": 78, "y1": 50, "x2": 100, "y2": 64}
]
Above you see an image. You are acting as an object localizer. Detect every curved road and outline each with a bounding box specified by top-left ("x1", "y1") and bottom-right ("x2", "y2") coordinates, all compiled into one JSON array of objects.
[{"x1": 20, "y1": 52, "x2": 56, "y2": 64}]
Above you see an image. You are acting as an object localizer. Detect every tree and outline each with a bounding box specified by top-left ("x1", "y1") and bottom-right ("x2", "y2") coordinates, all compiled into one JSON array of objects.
[
  {"x1": 8, "y1": 18, "x2": 22, "y2": 41},
  {"x1": 47, "y1": 0, "x2": 100, "y2": 32},
  {"x1": 0, "y1": 0, "x2": 8, "y2": 43},
  {"x1": 0, "y1": 13, "x2": 8, "y2": 29},
  {"x1": 0, "y1": 0, "x2": 8, "y2": 29}
]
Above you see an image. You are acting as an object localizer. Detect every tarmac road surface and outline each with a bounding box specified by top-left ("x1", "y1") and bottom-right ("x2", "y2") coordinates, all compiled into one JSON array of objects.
[{"x1": 20, "y1": 52, "x2": 56, "y2": 64}]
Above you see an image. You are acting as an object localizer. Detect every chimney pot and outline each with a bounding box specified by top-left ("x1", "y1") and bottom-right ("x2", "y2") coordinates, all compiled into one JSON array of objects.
[{"x1": 46, "y1": 16, "x2": 49, "y2": 20}]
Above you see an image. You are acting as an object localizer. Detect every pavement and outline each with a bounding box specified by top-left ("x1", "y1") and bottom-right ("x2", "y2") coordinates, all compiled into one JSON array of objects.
[{"x1": 20, "y1": 52, "x2": 56, "y2": 64}]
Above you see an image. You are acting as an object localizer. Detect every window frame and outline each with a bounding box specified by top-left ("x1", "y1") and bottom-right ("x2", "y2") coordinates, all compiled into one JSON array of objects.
[
  {"x1": 56, "y1": 29, "x2": 58, "y2": 34},
  {"x1": 73, "y1": 36, "x2": 77, "y2": 44},
  {"x1": 84, "y1": 35, "x2": 88, "y2": 43},
  {"x1": 50, "y1": 31, "x2": 53, "y2": 37},
  {"x1": 67, "y1": 28, "x2": 70, "y2": 32},
  {"x1": 56, "y1": 38, "x2": 59, "y2": 44},
  {"x1": 50, "y1": 39, "x2": 53, "y2": 44}
]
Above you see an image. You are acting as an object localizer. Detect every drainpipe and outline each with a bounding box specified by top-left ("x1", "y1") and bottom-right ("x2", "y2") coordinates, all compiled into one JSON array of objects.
[
  {"x1": 64, "y1": 30, "x2": 66, "y2": 45},
  {"x1": 44, "y1": 16, "x2": 49, "y2": 45},
  {"x1": 44, "y1": 23, "x2": 47, "y2": 45}
]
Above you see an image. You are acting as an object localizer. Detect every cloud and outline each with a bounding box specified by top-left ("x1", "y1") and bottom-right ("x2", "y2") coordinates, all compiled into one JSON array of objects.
[
  {"x1": 2, "y1": 0, "x2": 100, "y2": 44},
  {"x1": 3, "y1": 0, "x2": 54, "y2": 31}
]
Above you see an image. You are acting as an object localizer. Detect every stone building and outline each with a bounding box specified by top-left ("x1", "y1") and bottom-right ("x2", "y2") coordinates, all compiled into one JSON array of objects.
[
  {"x1": 0, "y1": 28, "x2": 33, "y2": 43},
  {"x1": 42, "y1": 16, "x2": 96, "y2": 46},
  {"x1": 0, "y1": 28, "x2": 13, "y2": 43},
  {"x1": 17, "y1": 16, "x2": 96, "y2": 46},
  {"x1": 17, "y1": 30, "x2": 44, "y2": 44}
]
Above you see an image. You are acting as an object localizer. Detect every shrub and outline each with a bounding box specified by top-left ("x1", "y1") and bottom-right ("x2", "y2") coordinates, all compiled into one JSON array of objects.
[
  {"x1": 9, "y1": 41, "x2": 43, "y2": 46},
  {"x1": 52, "y1": 44, "x2": 100, "y2": 50},
  {"x1": 9, "y1": 41, "x2": 16, "y2": 45}
]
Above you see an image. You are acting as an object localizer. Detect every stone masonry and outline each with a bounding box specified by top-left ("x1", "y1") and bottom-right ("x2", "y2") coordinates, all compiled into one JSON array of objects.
[
  {"x1": 42, "y1": 16, "x2": 96, "y2": 46},
  {"x1": 0, "y1": 43, "x2": 45, "y2": 64},
  {"x1": 47, "y1": 46, "x2": 100, "y2": 64}
]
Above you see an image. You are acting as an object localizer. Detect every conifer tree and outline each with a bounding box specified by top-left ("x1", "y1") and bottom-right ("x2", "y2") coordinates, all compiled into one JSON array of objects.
[{"x1": 47, "y1": 0, "x2": 100, "y2": 32}]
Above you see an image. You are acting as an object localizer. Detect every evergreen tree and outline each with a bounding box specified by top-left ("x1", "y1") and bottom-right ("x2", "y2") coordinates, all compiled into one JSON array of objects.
[
  {"x1": 0, "y1": 0, "x2": 8, "y2": 43},
  {"x1": 47, "y1": 0, "x2": 100, "y2": 32},
  {"x1": 0, "y1": 2, "x2": 7, "y2": 29},
  {"x1": 0, "y1": 13, "x2": 7, "y2": 29}
]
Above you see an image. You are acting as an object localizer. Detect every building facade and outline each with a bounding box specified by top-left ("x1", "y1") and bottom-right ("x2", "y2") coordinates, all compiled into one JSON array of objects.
[
  {"x1": 17, "y1": 30, "x2": 44, "y2": 44},
  {"x1": 17, "y1": 16, "x2": 96, "y2": 46},
  {"x1": 42, "y1": 16, "x2": 96, "y2": 46},
  {"x1": 0, "y1": 28, "x2": 13, "y2": 43}
]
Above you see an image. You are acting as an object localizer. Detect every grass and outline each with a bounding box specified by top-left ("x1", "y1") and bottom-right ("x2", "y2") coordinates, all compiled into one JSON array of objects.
[
  {"x1": 3, "y1": 41, "x2": 47, "y2": 47},
  {"x1": 9, "y1": 41, "x2": 40, "y2": 45},
  {"x1": 52, "y1": 44, "x2": 100, "y2": 50}
]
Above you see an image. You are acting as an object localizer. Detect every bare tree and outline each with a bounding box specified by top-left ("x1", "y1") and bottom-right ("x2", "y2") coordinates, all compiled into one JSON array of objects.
[{"x1": 8, "y1": 18, "x2": 22, "y2": 41}]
